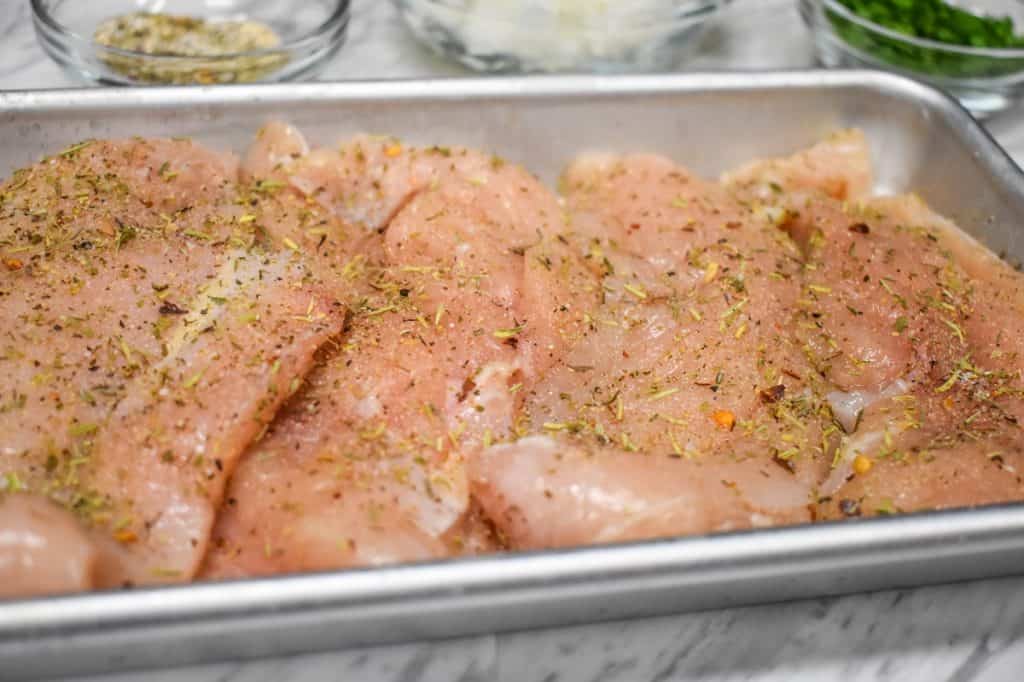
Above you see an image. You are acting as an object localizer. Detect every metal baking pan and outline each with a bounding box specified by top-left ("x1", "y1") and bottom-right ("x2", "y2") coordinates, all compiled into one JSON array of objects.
[{"x1": 3, "y1": 71, "x2": 1024, "y2": 681}]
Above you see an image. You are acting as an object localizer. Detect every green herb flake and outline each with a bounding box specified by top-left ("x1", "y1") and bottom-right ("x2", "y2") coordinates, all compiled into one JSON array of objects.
[
  {"x1": 493, "y1": 325, "x2": 525, "y2": 339},
  {"x1": 59, "y1": 140, "x2": 94, "y2": 158},
  {"x1": 875, "y1": 498, "x2": 898, "y2": 515},
  {"x1": 68, "y1": 422, "x2": 99, "y2": 438},
  {"x1": 3, "y1": 472, "x2": 26, "y2": 492}
]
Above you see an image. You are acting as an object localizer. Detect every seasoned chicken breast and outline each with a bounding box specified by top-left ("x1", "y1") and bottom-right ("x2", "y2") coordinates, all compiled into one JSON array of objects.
[{"x1": 4, "y1": 123, "x2": 1024, "y2": 598}]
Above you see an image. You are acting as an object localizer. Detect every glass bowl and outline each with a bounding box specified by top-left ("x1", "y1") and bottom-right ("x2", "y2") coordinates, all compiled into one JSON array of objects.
[
  {"x1": 391, "y1": 0, "x2": 731, "y2": 74},
  {"x1": 32, "y1": 0, "x2": 349, "y2": 86},
  {"x1": 800, "y1": 0, "x2": 1024, "y2": 116}
]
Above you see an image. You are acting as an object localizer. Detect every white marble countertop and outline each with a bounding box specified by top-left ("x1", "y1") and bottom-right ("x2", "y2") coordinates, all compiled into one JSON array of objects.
[{"x1": 3, "y1": 1, "x2": 1024, "y2": 681}]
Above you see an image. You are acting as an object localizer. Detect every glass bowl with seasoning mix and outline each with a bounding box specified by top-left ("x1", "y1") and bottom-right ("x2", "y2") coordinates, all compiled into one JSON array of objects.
[
  {"x1": 32, "y1": 0, "x2": 349, "y2": 85},
  {"x1": 391, "y1": 0, "x2": 731, "y2": 74},
  {"x1": 800, "y1": 0, "x2": 1024, "y2": 116}
]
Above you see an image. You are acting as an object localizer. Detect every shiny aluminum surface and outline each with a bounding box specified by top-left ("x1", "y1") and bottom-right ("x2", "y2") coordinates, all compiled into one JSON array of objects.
[{"x1": 1, "y1": 71, "x2": 1023, "y2": 681}]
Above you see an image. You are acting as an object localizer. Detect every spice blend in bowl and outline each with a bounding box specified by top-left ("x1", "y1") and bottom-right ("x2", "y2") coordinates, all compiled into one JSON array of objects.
[
  {"x1": 93, "y1": 12, "x2": 289, "y2": 84},
  {"x1": 32, "y1": 0, "x2": 349, "y2": 85}
]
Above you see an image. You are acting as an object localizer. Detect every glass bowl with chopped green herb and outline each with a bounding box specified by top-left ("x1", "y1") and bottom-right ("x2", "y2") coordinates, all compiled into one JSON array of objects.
[
  {"x1": 800, "y1": 0, "x2": 1024, "y2": 115},
  {"x1": 32, "y1": 0, "x2": 349, "y2": 86}
]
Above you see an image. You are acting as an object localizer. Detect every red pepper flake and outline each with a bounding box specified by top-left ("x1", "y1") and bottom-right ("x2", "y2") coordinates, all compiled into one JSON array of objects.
[
  {"x1": 852, "y1": 454, "x2": 873, "y2": 475},
  {"x1": 848, "y1": 222, "x2": 870, "y2": 234},
  {"x1": 4, "y1": 258, "x2": 24, "y2": 271},
  {"x1": 711, "y1": 409, "x2": 736, "y2": 431},
  {"x1": 113, "y1": 529, "x2": 138, "y2": 544}
]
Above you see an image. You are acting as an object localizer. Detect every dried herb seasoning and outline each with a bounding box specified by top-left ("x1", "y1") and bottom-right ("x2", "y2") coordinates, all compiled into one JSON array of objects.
[{"x1": 94, "y1": 12, "x2": 289, "y2": 85}]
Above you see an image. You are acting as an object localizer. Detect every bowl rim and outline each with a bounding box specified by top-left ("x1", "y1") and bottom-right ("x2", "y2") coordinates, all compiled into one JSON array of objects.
[
  {"x1": 30, "y1": 0, "x2": 350, "y2": 61},
  {"x1": 394, "y1": 0, "x2": 730, "y2": 21},
  {"x1": 821, "y1": 0, "x2": 1024, "y2": 58}
]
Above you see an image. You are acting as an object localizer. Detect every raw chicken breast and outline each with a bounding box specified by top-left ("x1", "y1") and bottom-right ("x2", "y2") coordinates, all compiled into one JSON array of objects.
[
  {"x1": 6, "y1": 123, "x2": 1024, "y2": 599},
  {"x1": 728, "y1": 140, "x2": 1024, "y2": 519},
  {"x1": 536, "y1": 154, "x2": 835, "y2": 482},
  {"x1": 819, "y1": 395, "x2": 1024, "y2": 519},
  {"x1": 869, "y1": 193, "x2": 1024, "y2": 419},
  {"x1": 472, "y1": 436, "x2": 810, "y2": 549},
  {"x1": 90, "y1": 253, "x2": 343, "y2": 586},
  {"x1": 202, "y1": 261, "x2": 475, "y2": 576},
  {"x1": 242, "y1": 123, "x2": 562, "y2": 237},
  {"x1": 815, "y1": 196, "x2": 1024, "y2": 516},
  {"x1": 0, "y1": 495, "x2": 99, "y2": 598},
  {"x1": 205, "y1": 130, "x2": 566, "y2": 577},
  {"x1": 725, "y1": 132, "x2": 961, "y2": 394},
  {"x1": 0, "y1": 138, "x2": 344, "y2": 589},
  {"x1": 517, "y1": 228, "x2": 603, "y2": 378},
  {"x1": 722, "y1": 129, "x2": 873, "y2": 203},
  {"x1": 242, "y1": 120, "x2": 310, "y2": 180},
  {"x1": 469, "y1": 152, "x2": 839, "y2": 549},
  {"x1": 0, "y1": 138, "x2": 243, "y2": 476}
]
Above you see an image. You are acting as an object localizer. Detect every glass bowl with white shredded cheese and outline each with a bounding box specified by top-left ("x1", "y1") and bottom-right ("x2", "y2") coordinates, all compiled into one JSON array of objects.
[
  {"x1": 392, "y1": 0, "x2": 731, "y2": 73},
  {"x1": 32, "y1": 0, "x2": 349, "y2": 85}
]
